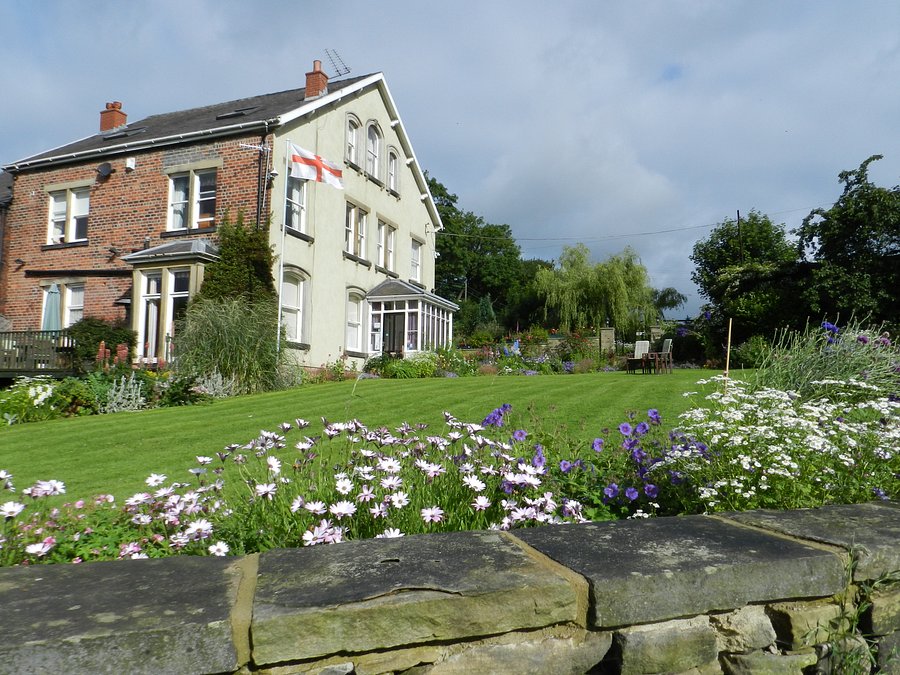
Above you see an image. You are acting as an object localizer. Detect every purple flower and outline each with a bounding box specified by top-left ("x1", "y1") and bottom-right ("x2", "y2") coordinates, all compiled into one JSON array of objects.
[
  {"x1": 603, "y1": 483, "x2": 619, "y2": 499},
  {"x1": 512, "y1": 429, "x2": 528, "y2": 442},
  {"x1": 644, "y1": 483, "x2": 659, "y2": 498},
  {"x1": 625, "y1": 487, "x2": 639, "y2": 501},
  {"x1": 634, "y1": 422, "x2": 650, "y2": 437},
  {"x1": 559, "y1": 460, "x2": 573, "y2": 473},
  {"x1": 618, "y1": 422, "x2": 633, "y2": 436},
  {"x1": 647, "y1": 409, "x2": 661, "y2": 425},
  {"x1": 857, "y1": 335, "x2": 870, "y2": 345},
  {"x1": 532, "y1": 445, "x2": 546, "y2": 468},
  {"x1": 592, "y1": 438, "x2": 604, "y2": 453},
  {"x1": 822, "y1": 321, "x2": 839, "y2": 334},
  {"x1": 873, "y1": 487, "x2": 889, "y2": 501}
]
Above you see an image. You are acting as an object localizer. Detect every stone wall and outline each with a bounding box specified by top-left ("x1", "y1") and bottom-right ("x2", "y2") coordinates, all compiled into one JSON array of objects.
[{"x1": 2, "y1": 501, "x2": 898, "y2": 675}]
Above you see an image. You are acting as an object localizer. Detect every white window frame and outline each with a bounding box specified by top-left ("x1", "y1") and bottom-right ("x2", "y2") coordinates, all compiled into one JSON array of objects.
[
  {"x1": 376, "y1": 221, "x2": 396, "y2": 271},
  {"x1": 345, "y1": 291, "x2": 365, "y2": 353},
  {"x1": 345, "y1": 203, "x2": 367, "y2": 258},
  {"x1": 365, "y1": 123, "x2": 382, "y2": 179},
  {"x1": 64, "y1": 283, "x2": 84, "y2": 327},
  {"x1": 168, "y1": 168, "x2": 217, "y2": 231},
  {"x1": 410, "y1": 239, "x2": 422, "y2": 282},
  {"x1": 138, "y1": 270, "x2": 163, "y2": 360},
  {"x1": 281, "y1": 270, "x2": 308, "y2": 344},
  {"x1": 387, "y1": 149, "x2": 399, "y2": 193},
  {"x1": 166, "y1": 269, "x2": 191, "y2": 357},
  {"x1": 47, "y1": 187, "x2": 90, "y2": 244},
  {"x1": 347, "y1": 116, "x2": 360, "y2": 165},
  {"x1": 285, "y1": 175, "x2": 307, "y2": 233}
]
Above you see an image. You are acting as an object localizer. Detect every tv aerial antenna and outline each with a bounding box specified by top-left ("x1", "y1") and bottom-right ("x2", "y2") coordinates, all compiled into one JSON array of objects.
[{"x1": 325, "y1": 49, "x2": 351, "y2": 77}]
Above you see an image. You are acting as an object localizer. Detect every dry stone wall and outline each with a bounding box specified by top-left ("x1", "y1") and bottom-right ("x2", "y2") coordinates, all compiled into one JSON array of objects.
[{"x1": 1, "y1": 501, "x2": 898, "y2": 674}]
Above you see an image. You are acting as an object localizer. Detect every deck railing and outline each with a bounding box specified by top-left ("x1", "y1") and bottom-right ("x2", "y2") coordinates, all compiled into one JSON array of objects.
[{"x1": 0, "y1": 330, "x2": 76, "y2": 375}]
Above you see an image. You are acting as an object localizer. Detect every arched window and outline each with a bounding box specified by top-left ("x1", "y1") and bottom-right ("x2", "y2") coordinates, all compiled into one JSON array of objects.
[
  {"x1": 345, "y1": 290, "x2": 366, "y2": 353},
  {"x1": 281, "y1": 270, "x2": 308, "y2": 344},
  {"x1": 365, "y1": 123, "x2": 382, "y2": 179},
  {"x1": 387, "y1": 149, "x2": 400, "y2": 193},
  {"x1": 346, "y1": 116, "x2": 360, "y2": 166}
]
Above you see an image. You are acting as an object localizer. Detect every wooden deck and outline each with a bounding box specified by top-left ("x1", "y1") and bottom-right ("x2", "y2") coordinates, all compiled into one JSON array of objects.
[{"x1": 0, "y1": 330, "x2": 77, "y2": 378}]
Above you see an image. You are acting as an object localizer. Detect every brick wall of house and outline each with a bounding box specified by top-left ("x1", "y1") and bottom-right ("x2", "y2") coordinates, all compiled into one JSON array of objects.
[{"x1": 0, "y1": 134, "x2": 272, "y2": 330}]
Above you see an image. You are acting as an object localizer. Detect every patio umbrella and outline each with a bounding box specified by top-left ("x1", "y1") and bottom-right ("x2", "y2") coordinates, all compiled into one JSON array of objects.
[{"x1": 41, "y1": 284, "x2": 61, "y2": 331}]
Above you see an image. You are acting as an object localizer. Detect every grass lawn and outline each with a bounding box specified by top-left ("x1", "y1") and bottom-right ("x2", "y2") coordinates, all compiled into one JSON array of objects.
[{"x1": 0, "y1": 369, "x2": 727, "y2": 501}]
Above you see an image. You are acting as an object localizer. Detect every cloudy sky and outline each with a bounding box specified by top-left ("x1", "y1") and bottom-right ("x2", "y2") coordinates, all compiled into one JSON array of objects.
[{"x1": 3, "y1": 1, "x2": 899, "y2": 317}]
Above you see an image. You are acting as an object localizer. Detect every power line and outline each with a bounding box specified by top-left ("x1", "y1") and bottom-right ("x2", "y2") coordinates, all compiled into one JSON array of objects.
[{"x1": 436, "y1": 204, "x2": 826, "y2": 245}]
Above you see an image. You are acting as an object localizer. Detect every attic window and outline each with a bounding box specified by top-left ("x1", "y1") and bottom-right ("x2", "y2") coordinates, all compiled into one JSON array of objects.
[
  {"x1": 103, "y1": 126, "x2": 147, "y2": 140},
  {"x1": 215, "y1": 106, "x2": 260, "y2": 120}
]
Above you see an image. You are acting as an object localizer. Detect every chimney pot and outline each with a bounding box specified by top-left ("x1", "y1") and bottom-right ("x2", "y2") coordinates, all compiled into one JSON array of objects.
[
  {"x1": 305, "y1": 60, "x2": 329, "y2": 100},
  {"x1": 100, "y1": 101, "x2": 127, "y2": 132}
]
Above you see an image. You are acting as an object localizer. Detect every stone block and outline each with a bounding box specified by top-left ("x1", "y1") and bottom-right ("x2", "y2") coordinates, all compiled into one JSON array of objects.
[
  {"x1": 721, "y1": 649, "x2": 817, "y2": 675},
  {"x1": 876, "y1": 631, "x2": 900, "y2": 673},
  {"x1": 723, "y1": 501, "x2": 900, "y2": 581},
  {"x1": 710, "y1": 605, "x2": 777, "y2": 653},
  {"x1": 0, "y1": 555, "x2": 244, "y2": 675},
  {"x1": 608, "y1": 616, "x2": 719, "y2": 675},
  {"x1": 251, "y1": 530, "x2": 585, "y2": 666},
  {"x1": 766, "y1": 598, "x2": 847, "y2": 649},
  {"x1": 513, "y1": 515, "x2": 845, "y2": 628},
  {"x1": 864, "y1": 586, "x2": 900, "y2": 636}
]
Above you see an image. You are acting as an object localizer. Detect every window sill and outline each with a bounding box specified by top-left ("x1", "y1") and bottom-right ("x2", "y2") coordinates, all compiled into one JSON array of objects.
[
  {"x1": 342, "y1": 251, "x2": 372, "y2": 268},
  {"x1": 408, "y1": 279, "x2": 426, "y2": 289},
  {"x1": 346, "y1": 160, "x2": 363, "y2": 174},
  {"x1": 161, "y1": 225, "x2": 217, "y2": 238},
  {"x1": 286, "y1": 228, "x2": 314, "y2": 244},
  {"x1": 388, "y1": 188, "x2": 400, "y2": 199},
  {"x1": 375, "y1": 265, "x2": 399, "y2": 278},
  {"x1": 284, "y1": 341, "x2": 310, "y2": 351},
  {"x1": 41, "y1": 240, "x2": 89, "y2": 251},
  {"x1": 345, "y1": 350, "x2": 369, "y2": 359},
  {"x1": 367, "y1": 174, "x2": 384, "y2": 188}
]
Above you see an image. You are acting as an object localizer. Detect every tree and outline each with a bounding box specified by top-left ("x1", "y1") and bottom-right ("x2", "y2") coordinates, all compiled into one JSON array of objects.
[
  {"x1": 796, "y1": 155, "x2": 900, "y2": 326},
  {"x1": 534, "y1": 244, "x2": 657, "y2": 337},
  {"x1": 428, "y1": 176, "x2": 523, "y2": 325},
  {"x1": 194, "y1": 212, "x2": 276, "y2": 303},
  {"x1": 652, "y1": 287, "x2": 688, "y2": 319},
  {"x1": 690, "y1": 210, "x2": 799, "y2": 344}
]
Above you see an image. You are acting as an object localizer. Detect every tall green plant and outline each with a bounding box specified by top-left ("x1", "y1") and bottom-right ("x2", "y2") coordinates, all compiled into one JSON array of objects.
[
  {"x1": 752, "y1": 318, "x2": 899, "y2": 399},
  {"x1": 174, "y1": 298, "x2": 282, "y2": 394}
]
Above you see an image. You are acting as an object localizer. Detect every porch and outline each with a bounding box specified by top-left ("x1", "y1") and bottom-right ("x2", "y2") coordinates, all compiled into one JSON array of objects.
[{"x1": 0, "y1": 330, "x2": 77, "y2": 378}]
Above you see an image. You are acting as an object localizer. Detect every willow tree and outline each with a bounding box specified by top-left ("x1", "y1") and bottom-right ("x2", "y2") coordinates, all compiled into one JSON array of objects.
[{"x1": 535, "y1": 244, "x2": 657, "y2": 336}]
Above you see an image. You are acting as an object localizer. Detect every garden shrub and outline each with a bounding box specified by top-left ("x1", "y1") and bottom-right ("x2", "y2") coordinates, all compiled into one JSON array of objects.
[
  {"x1": 66, "y1": 317, "x2": 136, "y2": 374},
  {"x1": 0, "y1": 376, "x2": 59, "y2": 425},
  {"x1": 51, "y1": 377, "x2": 99, "y2": 416},
  {"x1": 732, "y1": 335, "x2": 770, "y2": 368}
]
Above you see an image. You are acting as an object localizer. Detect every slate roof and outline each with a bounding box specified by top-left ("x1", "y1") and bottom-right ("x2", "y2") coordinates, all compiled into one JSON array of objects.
[
  {"x1": 121, "y1": 238, "x2": 220, "y2": 264},
  {"x1": 5, "y1": 74, "x2": 372, "y2": 170}
]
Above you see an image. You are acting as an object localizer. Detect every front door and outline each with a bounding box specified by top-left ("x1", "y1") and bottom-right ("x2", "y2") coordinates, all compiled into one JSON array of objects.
[{"x1": 383, "y1": 312, "x2": 404, "y2": 355}]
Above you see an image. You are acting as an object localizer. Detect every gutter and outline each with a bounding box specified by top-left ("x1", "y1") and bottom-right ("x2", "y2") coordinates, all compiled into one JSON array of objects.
[{"x1": 3, "y1": 117, "x2": 283, "y2": 172}]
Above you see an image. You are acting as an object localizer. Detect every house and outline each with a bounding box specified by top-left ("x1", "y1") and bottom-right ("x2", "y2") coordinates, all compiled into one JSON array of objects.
[{"x1": 0, "y1": 60, "x2": 457, "y2": 372}]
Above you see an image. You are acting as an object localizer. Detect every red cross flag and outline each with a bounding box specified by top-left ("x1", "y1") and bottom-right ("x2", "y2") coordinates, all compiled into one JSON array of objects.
[{"x1": 288, "y1": 143, "x2": 344, "y2": 189}]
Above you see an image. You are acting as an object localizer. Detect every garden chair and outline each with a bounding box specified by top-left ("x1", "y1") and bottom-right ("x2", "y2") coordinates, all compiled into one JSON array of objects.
[
  {"x1": 627, "y1": 340, "x2": 652, "y2": 374},
  {"x1": 657, "y1": 338, "x2": 673, "y2": 374}
]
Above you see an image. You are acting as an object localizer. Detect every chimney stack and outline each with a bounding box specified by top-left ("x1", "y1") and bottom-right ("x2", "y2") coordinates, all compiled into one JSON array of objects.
[
  {"x1": 100, "y1": 101, "x2": 127, "y2": 132},
  {"x1": 305, "y1": 60, "x2": 329, "y2": 100}
]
